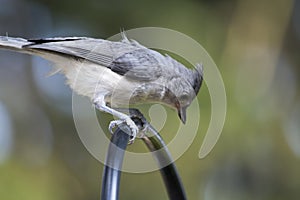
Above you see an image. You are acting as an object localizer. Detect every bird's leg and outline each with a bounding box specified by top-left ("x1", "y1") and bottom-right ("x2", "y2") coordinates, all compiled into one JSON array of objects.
[{"x1": 93, "y1": 95, "x2": 139, "y2": 143}]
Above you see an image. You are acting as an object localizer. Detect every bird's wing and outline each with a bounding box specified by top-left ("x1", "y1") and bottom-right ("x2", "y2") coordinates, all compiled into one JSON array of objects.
[
  {"x1": 25, "y1": 37, "x2": 115, "y2": 67},
  {"x1": 24, "y1": 37, "x2": 162, "y2": 81},
  {"x1": 109, "y1": 48, "x2": 162, "y2": 81}
]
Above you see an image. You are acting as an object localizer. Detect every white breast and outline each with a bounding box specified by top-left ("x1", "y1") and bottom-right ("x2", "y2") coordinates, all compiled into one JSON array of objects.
[{"x1": 55, "y1": 59, "x2": 140, "y2": 106}]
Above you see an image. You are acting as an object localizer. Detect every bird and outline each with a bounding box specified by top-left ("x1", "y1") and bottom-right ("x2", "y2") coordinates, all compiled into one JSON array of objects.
[{"x1": 0, "y1": 32, "x2": 203, "y2": 142}]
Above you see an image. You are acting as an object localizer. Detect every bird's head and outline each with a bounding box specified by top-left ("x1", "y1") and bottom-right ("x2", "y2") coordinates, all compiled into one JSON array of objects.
[{"x1": 164, "y1": 63, "x2": 203, "y2": 124}]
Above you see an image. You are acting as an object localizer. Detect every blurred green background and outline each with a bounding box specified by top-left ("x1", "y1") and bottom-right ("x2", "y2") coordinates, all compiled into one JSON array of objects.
[{"x1": 0, "y1": 0, "x2": 299, "y2": 199}]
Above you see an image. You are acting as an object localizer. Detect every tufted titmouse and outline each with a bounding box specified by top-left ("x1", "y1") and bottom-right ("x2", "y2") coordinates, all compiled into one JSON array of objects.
[{"x1": 0, "y1": 33, "x2": 203, "y2": 142}]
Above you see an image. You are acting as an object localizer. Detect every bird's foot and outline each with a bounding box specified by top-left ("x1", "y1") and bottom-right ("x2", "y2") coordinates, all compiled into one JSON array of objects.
[
  {"x1": 128, "y1": 108, "x2": 152, "y2": 138},
  {"x1": 109, "y1": 117, "x2": 139, "y2": 144}
]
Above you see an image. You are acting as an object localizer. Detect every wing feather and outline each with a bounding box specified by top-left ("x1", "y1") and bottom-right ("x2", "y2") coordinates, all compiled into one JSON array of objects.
[{"x1": 25, "y1": 37, "x2": 162, "y2": 81}]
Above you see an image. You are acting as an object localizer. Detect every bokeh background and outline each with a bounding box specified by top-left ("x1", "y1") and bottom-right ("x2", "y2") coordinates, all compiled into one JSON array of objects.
[{"x1": 0, "y1": 0, "x2": 299, "y2": 199}]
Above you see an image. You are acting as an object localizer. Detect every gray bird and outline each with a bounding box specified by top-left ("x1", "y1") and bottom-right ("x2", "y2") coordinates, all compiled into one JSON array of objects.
[{"x1": 0, "y1": 33, "x2": 203, "y2": 142}]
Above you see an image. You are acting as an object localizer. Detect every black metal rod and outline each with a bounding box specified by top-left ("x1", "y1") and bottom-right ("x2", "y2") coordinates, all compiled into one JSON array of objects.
[
  {"x1": 101, "y1": 109, "x2": 187, "y2": 200},
  {"x1": 142, "y1": 124, "x2": 187, "y2": 200},
  {"x1": 101, "y1": 124, "x2": 130, "y2": 200}
]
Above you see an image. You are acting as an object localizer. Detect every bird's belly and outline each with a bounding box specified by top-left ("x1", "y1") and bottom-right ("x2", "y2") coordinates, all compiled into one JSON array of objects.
[{"x1": 59, "y1": 61, "x2": 141, "y2": 105}]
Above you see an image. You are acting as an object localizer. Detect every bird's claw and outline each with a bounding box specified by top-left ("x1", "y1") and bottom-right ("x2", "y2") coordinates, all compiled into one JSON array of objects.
[
  {"x1": 108, "y1": 120, "x2": 121, "y2": 133},
  {"x1": 109, "y1": 117, "x2": 139, "y2": 144}
]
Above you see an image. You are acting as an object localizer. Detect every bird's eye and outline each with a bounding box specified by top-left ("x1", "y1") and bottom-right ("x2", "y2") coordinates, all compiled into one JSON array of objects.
[{"x1": 180, "y1": 94, "x2": 189, "y2": 101}]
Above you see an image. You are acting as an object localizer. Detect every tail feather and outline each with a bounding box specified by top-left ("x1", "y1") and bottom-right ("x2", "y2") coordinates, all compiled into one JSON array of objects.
[
  {"x1": 0, "y1": 36, "x2": 63, "y2": 76},
  {"x1": 0, "y1": 36, "x2": 32, "y2": 53}
]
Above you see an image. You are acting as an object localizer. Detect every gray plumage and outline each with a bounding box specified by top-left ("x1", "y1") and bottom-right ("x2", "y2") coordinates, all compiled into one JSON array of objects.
[{"x1": 0, "y1": 33, "x2": 203, "y2": 141}]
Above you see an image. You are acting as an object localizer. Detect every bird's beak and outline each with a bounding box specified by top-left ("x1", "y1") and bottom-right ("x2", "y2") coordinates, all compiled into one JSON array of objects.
[{"x1": 178, "y1": 107, "x2": 187, "y2": 124}]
